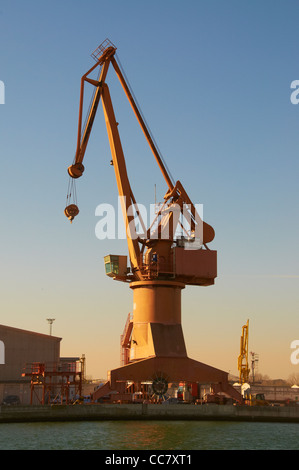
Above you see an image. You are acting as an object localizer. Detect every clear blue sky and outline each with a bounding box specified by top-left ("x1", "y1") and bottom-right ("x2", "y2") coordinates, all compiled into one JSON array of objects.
[{"x1": 0, "y1": 0, "x2": 298, "y2": 380}]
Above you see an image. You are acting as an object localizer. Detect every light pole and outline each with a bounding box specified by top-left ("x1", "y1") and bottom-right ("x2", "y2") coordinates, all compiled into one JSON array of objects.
[{"x1": 46, "y1": 318, "x2": 55, "y2": 336}]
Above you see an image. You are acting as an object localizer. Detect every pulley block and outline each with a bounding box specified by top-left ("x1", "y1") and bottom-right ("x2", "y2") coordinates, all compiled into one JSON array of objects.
[
  {"x1": 67, "y1": 163, "x2": 85, "y2": 179},
  {"x1": 64, "y1": 204, "x2": 79, "y2": 223}
]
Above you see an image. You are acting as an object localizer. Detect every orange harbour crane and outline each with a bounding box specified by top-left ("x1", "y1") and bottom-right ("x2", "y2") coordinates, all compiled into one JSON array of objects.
[{"x1": 64, "y1": 39, "x2": 242, "y2": 403}]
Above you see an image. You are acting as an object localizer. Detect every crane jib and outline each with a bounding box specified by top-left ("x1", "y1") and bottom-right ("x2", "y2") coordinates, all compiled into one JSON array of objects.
[{"x1": 64, "y1": 39, "x2": 216, "y2": 286}]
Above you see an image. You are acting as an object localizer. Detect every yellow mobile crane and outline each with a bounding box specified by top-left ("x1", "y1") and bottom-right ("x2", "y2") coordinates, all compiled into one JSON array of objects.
[{"x1": 238, "y1": 319, "x2": 250, "y2": 385}]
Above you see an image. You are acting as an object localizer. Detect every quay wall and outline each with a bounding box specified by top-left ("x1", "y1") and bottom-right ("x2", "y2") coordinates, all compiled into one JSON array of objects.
[{"x1": 1, "y1": 403, "x2": 299, "y2": 424}]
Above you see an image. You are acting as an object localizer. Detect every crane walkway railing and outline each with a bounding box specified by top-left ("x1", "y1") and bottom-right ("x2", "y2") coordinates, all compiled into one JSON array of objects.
[{"x1": 139, "y1": 255, "x2": 175, "y2": 280}]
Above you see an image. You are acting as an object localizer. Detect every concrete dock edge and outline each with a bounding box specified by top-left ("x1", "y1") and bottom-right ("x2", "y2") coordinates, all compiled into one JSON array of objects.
[{"x1": 1, "y1": 403, "x2": 299, "y2": 423}]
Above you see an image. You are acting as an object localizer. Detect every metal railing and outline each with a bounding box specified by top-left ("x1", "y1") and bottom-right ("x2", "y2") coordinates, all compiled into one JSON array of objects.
[{"x1": 91, "y1": 38, "x2": 116, "y2": 62}]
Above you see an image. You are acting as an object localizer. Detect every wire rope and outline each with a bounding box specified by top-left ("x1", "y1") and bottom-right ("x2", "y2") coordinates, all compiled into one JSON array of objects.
[{"x1": 115, "y1": 53, "x2": 175, "y2": 186}]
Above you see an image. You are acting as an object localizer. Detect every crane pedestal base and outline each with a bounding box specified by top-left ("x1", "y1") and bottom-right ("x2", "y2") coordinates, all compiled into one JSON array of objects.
[
  {"x1": 93, "y1": 356, "x2": 243, "y2": 403},
  {"x1": 109, "y1": 355, "x2": 227, "y2": 387}
]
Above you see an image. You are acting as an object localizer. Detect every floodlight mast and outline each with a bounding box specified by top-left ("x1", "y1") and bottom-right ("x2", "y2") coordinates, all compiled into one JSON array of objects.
[{"x1": 46, "y1": 318, "x2": 55, "y2": 336}]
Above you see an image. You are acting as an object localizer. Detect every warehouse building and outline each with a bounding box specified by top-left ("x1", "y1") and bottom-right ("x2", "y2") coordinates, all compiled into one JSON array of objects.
[{"x1": 0, "y1": 324, "x2": 62, "y2": 404}]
